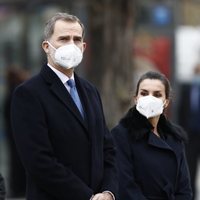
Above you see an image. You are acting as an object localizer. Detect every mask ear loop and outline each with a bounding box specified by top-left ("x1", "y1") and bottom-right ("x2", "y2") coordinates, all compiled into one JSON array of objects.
[{"x1": 46, "y1": 41, "x2": 57, "y2": 50}]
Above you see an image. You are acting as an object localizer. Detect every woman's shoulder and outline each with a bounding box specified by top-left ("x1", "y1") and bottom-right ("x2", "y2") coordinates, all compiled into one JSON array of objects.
[
  {"x1": 112, "y1": 107, "x2": 153, "y2": 141},
  {"x1": 111, "y1": 123, "x2": 128, "y2": 136},
  {"x1": 161, "y1": 116, "x2": 188, "y2": 142},
  {"x1": 111, "y1": 123, "x2": 132, "y2": 143}
]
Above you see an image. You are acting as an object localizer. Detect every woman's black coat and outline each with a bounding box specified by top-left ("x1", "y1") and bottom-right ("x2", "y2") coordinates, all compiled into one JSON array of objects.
[{"x1": 111, "y1": 107, "x2": 192, "y2": 200}]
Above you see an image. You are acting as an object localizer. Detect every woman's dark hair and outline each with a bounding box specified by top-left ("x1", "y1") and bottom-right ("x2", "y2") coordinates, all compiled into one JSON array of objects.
[{"x1": 135, "y1": 71, "x2": 171, "y2": 99}]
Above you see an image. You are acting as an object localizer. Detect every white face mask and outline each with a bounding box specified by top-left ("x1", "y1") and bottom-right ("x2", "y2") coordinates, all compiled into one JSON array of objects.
[
  {"x1": 47, "y1": 41, "x2": 83, "y2": 69},
  {"x1": 136, "y1": 95, "x2": 164, "y2": 119}
]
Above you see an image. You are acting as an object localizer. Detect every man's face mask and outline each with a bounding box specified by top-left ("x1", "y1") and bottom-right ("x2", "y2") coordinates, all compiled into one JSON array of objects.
[
  {"x1": 47, "y1": 41, "x2": 83, "y2": 69},
  {"x1": 136, "y1": 95, "x2": 164, "y2": 119}
]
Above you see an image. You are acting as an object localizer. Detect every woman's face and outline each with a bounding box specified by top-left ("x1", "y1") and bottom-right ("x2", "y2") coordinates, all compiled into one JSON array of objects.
[{"x1": 135, "y1": 79, "x2": 169, "y2": 107}]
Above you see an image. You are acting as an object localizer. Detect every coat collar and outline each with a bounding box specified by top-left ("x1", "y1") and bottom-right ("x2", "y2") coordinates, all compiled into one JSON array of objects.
[{"x1": 120, "y1": 106, "x2": 185, "y2": 141}]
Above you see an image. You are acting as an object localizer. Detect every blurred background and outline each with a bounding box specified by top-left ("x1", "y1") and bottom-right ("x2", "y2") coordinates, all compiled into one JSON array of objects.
[{"x1": 0, "y1": 0, "x2": 200, "y2": 199}]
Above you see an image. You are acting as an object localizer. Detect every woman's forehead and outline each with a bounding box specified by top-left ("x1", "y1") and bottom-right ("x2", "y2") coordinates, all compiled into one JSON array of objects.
[{"x1": 139, "y1": 79, "x2": 165, "y2": 91}]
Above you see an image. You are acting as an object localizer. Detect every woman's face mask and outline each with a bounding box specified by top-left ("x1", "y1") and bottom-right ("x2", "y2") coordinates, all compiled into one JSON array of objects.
[
  {"x1": 47, "y1": 41, "x2": 83, "y2": 69},
  {"x1": 136, "y1": 95, "x2": 164, "y2": 119}
]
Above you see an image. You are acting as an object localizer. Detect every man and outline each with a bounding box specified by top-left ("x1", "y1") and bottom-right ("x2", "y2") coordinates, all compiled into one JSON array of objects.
[
  {"x1": 0, "y1": 173, "x2": 5, "y2": 200},
  {"x1": 11, "y1": 13, "x2": 117, "y2": 200},
  {"x1": 177, "y1": 63, "x2": 200, "y2": 200}
]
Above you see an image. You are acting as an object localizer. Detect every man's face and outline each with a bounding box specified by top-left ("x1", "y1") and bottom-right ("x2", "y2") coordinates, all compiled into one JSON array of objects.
[{"x1": 42, "y1": 20, "x2": 86, "y2": 68}]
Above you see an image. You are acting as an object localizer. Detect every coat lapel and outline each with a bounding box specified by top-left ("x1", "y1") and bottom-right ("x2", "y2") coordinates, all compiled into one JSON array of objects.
[
  {"x1": 148, "y1": 132, "x2": 180, "y2": 170},
  {"x1": 148, "y1": 132, "x2": 173, "y2": 151},
  {"x1": 40, "y1": 65, "x2": 88, "y2": 131},
  {"x1": 74, "y1": 74, "x2": 95, "y2": 135}
]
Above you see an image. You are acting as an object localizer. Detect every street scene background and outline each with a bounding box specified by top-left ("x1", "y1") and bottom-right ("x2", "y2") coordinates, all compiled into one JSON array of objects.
[{"x1": 0, "y1": 0, "x2": 200, "y2": 199}]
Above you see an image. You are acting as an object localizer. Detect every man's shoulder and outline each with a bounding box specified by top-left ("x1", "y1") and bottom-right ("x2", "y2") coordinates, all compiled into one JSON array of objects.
[
  {"x1": 12, "y1": 71, "x2": 44, "y2": 98},
  {"x1": 20, "y1": 73, "x2": 42, "y2": 88}
]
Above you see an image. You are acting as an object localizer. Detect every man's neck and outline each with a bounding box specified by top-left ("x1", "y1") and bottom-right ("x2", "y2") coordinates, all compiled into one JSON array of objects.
[{"x1": 48, "y1": 62, "x2": 74, "y2": 78}]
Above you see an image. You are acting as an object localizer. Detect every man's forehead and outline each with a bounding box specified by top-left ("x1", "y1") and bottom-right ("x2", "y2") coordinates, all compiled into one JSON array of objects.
[{"x1": 54, "y1": 20, "x2": 82, "y2": 33}]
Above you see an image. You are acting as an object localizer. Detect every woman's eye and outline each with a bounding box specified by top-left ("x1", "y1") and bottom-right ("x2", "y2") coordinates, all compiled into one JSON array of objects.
[
  {"x1": 155, "y1": 92, "x2": 162, "y2": 97},
  {"x1": 140, "y1": 92, "x2": 148, "y2": 96}
]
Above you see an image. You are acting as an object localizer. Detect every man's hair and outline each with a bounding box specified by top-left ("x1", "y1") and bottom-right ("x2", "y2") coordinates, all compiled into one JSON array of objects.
[{"x1": 43, "y1": 12, "x2": 85, "y2": 40}]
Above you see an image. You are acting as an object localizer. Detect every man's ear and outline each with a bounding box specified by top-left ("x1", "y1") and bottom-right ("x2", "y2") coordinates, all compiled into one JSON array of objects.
[{"x1": 42, "y1": 41, "x2": 49, "y2": 54}]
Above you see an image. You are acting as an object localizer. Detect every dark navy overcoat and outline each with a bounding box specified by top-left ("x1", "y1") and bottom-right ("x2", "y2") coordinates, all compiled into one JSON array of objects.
[
  {"x1": 111, "y1": 107, "x2": 192, "y2": 200},
  {"x1": 11, "y1": 65, "x2": 117, "y2": 200}
]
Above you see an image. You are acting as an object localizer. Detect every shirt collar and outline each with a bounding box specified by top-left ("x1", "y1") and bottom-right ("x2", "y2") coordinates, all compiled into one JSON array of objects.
[{"x1": 47, "y1": 63, "x2": 74, "y2": 84}]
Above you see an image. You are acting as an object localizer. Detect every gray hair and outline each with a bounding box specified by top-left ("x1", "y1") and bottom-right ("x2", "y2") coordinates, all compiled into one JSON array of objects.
[{"x1": 43, "y1": 12, "x2": 85, "y2": 40}]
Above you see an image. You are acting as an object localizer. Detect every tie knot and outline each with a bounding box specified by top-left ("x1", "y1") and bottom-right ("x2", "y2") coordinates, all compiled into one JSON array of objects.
[{"x1": 67, "y1": 79, "x2": 75, "y2": 88}]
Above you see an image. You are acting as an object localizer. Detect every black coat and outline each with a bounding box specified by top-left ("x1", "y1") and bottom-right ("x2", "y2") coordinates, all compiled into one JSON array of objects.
[
  {"x1": 0, "y1": 174, "x2": 5, "y2": 200},
  {"x1": 111, "y1": 107, "x2": 192, "y2": 200},
  {"x1": 11, "y1": 65, "x2": 117, "y2": 200}
]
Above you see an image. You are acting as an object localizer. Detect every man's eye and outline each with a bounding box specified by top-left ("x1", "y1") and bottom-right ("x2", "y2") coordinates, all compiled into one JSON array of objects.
[
  {"x1": 61, "y1": 38, "x2": 68, "y2": 41},
  {"x1": 74, "y1": 37, "x2": 82, "y2": 42}
]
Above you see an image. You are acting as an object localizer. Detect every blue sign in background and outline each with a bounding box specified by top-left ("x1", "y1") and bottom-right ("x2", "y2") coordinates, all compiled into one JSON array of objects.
[{"x1": 151, "y1": 5, "x2": 172, "y2": 26}]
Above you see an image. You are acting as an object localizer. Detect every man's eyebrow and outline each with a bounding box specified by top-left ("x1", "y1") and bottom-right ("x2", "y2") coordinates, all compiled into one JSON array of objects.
[
  {"x1": 58, "y1": 35, "x2": 82, "y2": 40},
  {"x1": 73, "y1": 36, "x2": 83, "y2": 40},
  {"x1": 58, "y1": 36, "x2": 70, "y2": 39}
]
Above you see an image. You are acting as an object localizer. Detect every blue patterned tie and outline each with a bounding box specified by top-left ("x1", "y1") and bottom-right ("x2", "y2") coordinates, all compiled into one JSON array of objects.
[{"x1": 67, "y1": 79, "x2": 84, "y2": 118}]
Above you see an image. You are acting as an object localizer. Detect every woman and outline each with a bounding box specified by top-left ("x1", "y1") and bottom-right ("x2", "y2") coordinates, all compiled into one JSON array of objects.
[
  {"x1": 111, "y1": 71, "x2": 192, "y2": 200},
  {"x1": 0, "y1": 173, "x2": 5, "y2": 200}
]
